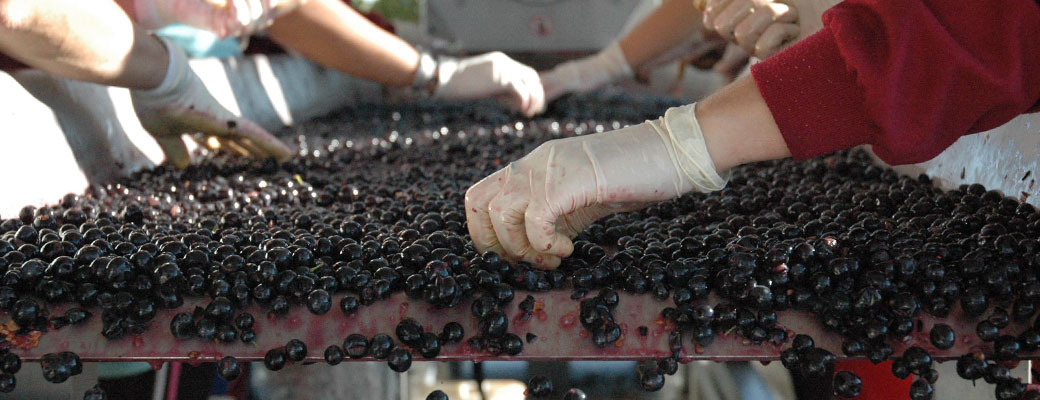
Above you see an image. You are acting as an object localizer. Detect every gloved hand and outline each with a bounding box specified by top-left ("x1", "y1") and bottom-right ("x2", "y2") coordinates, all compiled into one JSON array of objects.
[
  {"x1": 539, "y1": 42, "x2": 633, "y2": 104},
  {"x1": 465, "y1": 103, "x2": 728, "y2": 269},
  {"x1": 131, "y1": 36, "x2": 293, "y2": 168},
  {"x1": 434, "y1": 52, "x2": 546, "y2": 118},
  {"x1": 131, "y1": 0, "x2": 306, "y2": 38},
  {"x1": 702, "y1": 0, "x2": 799, "y2": 59}
]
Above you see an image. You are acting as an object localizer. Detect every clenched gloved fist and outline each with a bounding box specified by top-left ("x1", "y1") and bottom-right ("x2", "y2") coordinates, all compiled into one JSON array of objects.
[
  {"x1": 465, "y1": 104, "x2": 728, "y2": 269},
  {"x1": 131, "y1": 36, "x2": 293, "y2": 168},
  {"x1": 539, "y1": 42, "x2": 633, "y2": 104},
  {"x1": 434, "y1": 52, "x2": 546, "y2": 118},
  {"x1": 702, "y1": 0, "x2": 800, "y2": 59}
]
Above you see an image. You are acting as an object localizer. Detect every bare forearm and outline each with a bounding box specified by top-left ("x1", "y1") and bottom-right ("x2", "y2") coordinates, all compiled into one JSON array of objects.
[
  {"x1": 266, "y1": 0, "x2": 419, "y2": 88},
  {"x1": 618, "y1": 0, "x2": 704, "y2": 70},
  {"x1": 696, "y1": 75, "x2": 791, "y2": 172},
  {"x1": 0, "y1": 0, "x2": 165, "y2": 89}
]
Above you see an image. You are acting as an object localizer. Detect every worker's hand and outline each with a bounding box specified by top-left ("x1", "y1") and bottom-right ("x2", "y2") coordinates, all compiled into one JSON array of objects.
[
  {"x1": 702, "y1": 0, "x2": 799, "y2": 59},
  {"x1": 540, "y1": 42, "x2": 633, "y2": 104},
  {"x1": 434, "y1": 52, "x2": 546, "y2": 118},
  {"x1": 131, "y1": 0, "x2": 306, "y2": 38},
  {"x1": 131, "y1": 37, "x2": 293, "y2": 168},
  {"x1": 465, "y1": 104, "x2": 728, "y2": 269},
  {"x1": 711, "y1": 44, "x2": 750, "y2": 82}
]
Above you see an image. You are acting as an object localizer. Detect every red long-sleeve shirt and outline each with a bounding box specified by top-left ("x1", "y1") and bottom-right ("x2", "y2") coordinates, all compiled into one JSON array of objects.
[{"x1": 751, "y1": 0, "x2": 1040, "y2": 165}]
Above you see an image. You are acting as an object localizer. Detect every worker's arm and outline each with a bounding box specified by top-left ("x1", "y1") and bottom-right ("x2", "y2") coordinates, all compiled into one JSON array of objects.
[
  {"x1": 753, "y1": 0, "x2": 1040, "y2": 165},
  {"x1": 464, "y1": 76, "x2": 785, "y2": 269},
  {"x1": 540, "y1": 0, "x2": 707, "y2": 102},
  {"x1": 264, "y1": 0, "x2": 418, "y2": 87},
  {"x1": 266, "y1": 0, "x2": 545, "y2": 116},
  {"x1": 0, "y1": 0, "x2": 166, "y2": 89},
  {"x1": 619, "y1": 0, "x2": 707, "y2": 70},
  {"x1": 117, "y1": 0, "x2": 306, "y2": 38},
  {"x1": 540, "y1": 0, "x2": 795, "y2": 102},
  {"x1": 466, "y1": 0, "x2": 1040, "y2": 268},
  {"x1": 702, "y1": 0, "x2": 801, "y2": 59},
  {"x1": 0, "y1": 0, "x2": 291, "y2": 167}
]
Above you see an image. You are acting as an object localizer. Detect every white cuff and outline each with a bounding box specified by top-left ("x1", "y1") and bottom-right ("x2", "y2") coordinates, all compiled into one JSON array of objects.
[
  {"x1": 649, "y1": 103, "x2": 728, "y2": 193},
  {"x1": 599, "y1": 42, "x2": 634, "y2": 79},
  {"x1": 432, "y1": 57, "x2": 461, "y2": 98},
  {"x1": 137, "y1": 36, "x2": 189, "y2": 97}
]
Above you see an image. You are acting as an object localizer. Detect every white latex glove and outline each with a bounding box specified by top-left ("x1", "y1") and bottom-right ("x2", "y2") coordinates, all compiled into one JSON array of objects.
[
  {"x1": 132, "y1": 0, "x2": 306, "y2": 38},
  {"x1": 131, "y1": 37, "x2": 293, "y2": 168},
  {"x1": 539, "y1": 42, "x2": 633, "y2": 104},
  {"x1": 465, "y1": 103, "x2": 727, "y2": 269},
  {"x1": 702, "y1": 0, "x2": 799, "y2": 59},
  {"x1": 434, "y1": 52, "x2": 546, "y2": 118}
]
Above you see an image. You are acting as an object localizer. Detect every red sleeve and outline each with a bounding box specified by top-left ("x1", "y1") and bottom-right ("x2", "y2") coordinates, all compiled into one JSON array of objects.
[{"x1": 750, "y1": 0, "x2": 1040, "y2": 165}]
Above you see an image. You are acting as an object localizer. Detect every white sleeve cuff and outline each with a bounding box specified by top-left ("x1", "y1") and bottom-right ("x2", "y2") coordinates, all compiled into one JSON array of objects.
[{"x1": 649, "y1": 103, "x2": 729, "y2": 193}]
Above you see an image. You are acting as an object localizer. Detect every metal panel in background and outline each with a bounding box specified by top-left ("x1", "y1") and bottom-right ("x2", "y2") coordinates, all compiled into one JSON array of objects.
[
  {"x1": 884, "y1": 113, "x2": 1040, "y2": 206},
  {"x1": 427, "y1": 0, "x2": 650, "y2": 52}
]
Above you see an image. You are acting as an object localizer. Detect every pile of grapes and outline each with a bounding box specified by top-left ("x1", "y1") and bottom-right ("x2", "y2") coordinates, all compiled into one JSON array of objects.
[{"x1": 1, "y1": 94, "x2": 1038, "y2": 399}]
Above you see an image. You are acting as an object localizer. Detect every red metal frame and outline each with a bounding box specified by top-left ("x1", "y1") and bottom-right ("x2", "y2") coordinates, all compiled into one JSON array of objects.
[{"x1": 2, "y1": 292, "x2": 1021, "y2": 364}]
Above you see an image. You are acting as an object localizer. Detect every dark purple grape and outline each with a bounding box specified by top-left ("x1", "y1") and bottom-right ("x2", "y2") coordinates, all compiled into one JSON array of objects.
[
  {"x1": 0, "y1": 373, "x2": 13, "y2": 393},
  {"x1": 563, "y1": 388, "x2": 587, "y2": 400},
  {"x1": 83, "y1": 383, "x2": 106, "y2": 399},
  {"x1": 306, "y1": 289, "x2": 331, "y2": 315},
  {"x1": 909, "y1": 379, "x2": 933, "y2": 400},
  {"x1": 637, "y1": 364, "x2": 665, "y2": 392},
  {"x1": 324, "y1": 345, "x2": 345, "y2": 365},
  {"x1": 528, "y1": 375, "x2": 553, "y2": 397},
  {"x1": 833, "y1": 371, "x2": 862, "y2": 398},
  {"x1": 0, "y1": 353, "x2": 20, "y2": 374},
  {"x1": 439, "y1": 322, "x2": 464, "y2": 343},
  {"x1": 284, "y1": 339, "x2": 307, "y2": 362},
  {"x1": 956, "y1": 353, "x2": 985, "y2": 380},
  {"x1": 217, "y1": 356, "x2": 241, "y2": 381},
  {"x1": 387, "y1": 347, "x2": 412, "y2": 372},
  {"x1": 264, "y1": 348, "x2": 287, "y2": 371},
  {"x1": 41, "y1": 353, "x2": 71, "y2": 383},
  {"x1": 344, "y1": 334, "x2": 369, "y2": 359},
  {"x1": 929, "y1": 324, "x2": 954, "y2": 350},
  {"x1": 370, "y1": 334, "x2": 394, "y2": 359},
  {"x1": 501, "y1": 333, "x2": 523, "y2": 356},
  {"x1": 418, "y1": 332, "x2": 441, "y2": 358},
  {"x1": 396, "y1": 318, "x2": 423, "y2": 346},
  {"x1": 340, "y1": 296, "x2": 359, "y2": 315}
]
